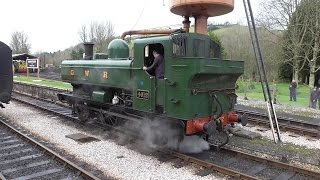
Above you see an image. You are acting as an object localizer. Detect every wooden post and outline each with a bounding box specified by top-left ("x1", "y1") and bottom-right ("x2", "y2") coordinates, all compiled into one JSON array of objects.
[
  {"x1": 26, "y1": 58, "x2": 29, "y2": 78},
  {"x1": 37, "y1": 58, "x2": 40, "y2": 79}
]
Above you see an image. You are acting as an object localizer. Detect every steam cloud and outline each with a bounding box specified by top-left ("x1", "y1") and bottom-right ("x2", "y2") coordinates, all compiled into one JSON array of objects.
[{"x1": 139, "y1": 118, "x2": 210, "y2": 154}]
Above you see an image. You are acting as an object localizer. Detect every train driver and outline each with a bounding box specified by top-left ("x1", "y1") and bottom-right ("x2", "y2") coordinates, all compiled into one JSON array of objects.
[{"x1": 142, "y1": 49, "x2": 164, "y2": 79}]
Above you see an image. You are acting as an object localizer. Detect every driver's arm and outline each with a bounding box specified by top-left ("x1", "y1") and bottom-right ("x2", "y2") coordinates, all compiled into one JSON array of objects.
[{"x1": 145, "y1": 56, "x2": 159, "y2": 71}]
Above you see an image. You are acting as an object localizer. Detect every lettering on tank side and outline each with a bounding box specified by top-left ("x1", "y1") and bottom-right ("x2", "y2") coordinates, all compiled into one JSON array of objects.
[
  {"x1": 103, "y1": 71, "x2": 108, "y2": 79},
  {"x1": 84, "y1": 70, "x2": 90, "y2": 77}
]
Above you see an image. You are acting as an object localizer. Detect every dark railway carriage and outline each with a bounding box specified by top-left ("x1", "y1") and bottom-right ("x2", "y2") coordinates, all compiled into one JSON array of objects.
[
  {"x1": 0, "y1": 41, "x2": 13, "y2": 108},
  {"x1": 58, "y1": 33, "x2": 247, "y2": 146}
]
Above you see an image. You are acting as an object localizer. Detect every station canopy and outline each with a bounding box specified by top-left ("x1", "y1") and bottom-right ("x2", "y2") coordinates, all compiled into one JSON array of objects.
[{"x1": 12, "y1": 53, "x2": 37, "y2": 61}]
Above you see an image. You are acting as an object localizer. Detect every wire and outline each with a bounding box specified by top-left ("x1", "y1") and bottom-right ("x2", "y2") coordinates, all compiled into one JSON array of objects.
[
  {"x1": 130, "y1": 7, "x2": 145, "y2": 31},
  {"x1": 130, "y1": 0, "x2": 165, "y2": 31}
]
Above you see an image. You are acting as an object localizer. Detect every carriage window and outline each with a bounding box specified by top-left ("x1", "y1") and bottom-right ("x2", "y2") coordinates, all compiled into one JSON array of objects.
[{"x1": 172, "y1": 35, "x2": 187, "y2": 57}]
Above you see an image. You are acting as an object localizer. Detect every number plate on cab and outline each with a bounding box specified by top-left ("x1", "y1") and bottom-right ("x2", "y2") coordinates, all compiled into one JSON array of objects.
[{"x1": 137, "y1": 90, "x2": 149, "y2": 100}]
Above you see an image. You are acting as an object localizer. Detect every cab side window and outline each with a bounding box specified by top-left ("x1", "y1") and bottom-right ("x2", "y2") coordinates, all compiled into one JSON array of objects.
[
  {"x1": 144, "y1": 45, "x2": 153, "y2": 68},
  {"x1": 193, "y1": 39, "x2": 205, "y2": 57},
  {"x1": 172, "y1": 35, "x2": 187, "y2": 57}
]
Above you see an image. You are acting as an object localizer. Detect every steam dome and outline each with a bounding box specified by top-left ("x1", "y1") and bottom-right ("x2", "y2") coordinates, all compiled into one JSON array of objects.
[{"x1": 108, "y1": 39, "x2": 129, "y2": 59}]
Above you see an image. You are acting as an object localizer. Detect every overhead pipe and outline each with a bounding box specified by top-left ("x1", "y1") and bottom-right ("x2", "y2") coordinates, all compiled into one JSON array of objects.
[
  {"x1": 121, "y1": 29, "x2": 182, "y2": 39},
  {"x1": 121, "y1": 16, "x2": 190, "y2": 39}
]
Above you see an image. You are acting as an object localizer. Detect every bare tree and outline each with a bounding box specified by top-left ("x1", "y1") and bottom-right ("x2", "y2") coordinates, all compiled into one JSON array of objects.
[
  {"x1": 308, "y1": 14, "x2": 320, "y2": 88},
  {"x1": 78, "y1": 25, "x2": 88, "y2": 43},
  {"x1": 258, "y1": 0, "x2": 305, "y2": 83},
  {"x1": 88, "y1": 22, "x2": 96, "y2": 42},
  {"x1": 258, "y1": 0, "x2": 301, "y2": 31},
  {"x1": 78, "y1": 21, "x2": 116, "y2": 53},
  {"x1": 216, "y1": 25, "x2": 281, "y2": 81},
  {"x1": 298, "y1": 0, "x2": 320, "y2": 88},
  {"x1": 94, "y1": 23, "x2": 108, "y2": 52},
  {"x1": 283, "y1": 9, "x2": 309, "y2": 84},
  {"x1": 275, "y1": 0, "x2": 320, "y2": 87},
  {"x1": 10, "y1": 31, "x2": 31, "y2": 54}
]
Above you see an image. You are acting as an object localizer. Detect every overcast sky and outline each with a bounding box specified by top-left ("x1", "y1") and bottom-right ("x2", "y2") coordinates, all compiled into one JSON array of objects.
[{"x1": 0, "y1": 0, "x2": 261, "y2": 53}]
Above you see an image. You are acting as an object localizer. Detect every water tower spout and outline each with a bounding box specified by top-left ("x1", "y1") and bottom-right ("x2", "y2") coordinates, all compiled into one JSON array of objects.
[
  {"x1": 183, "y1": 16, "x2": 191, "y2": 33},
  {"x1": 195, "y1": 15, "x2": 208, "y2": 35},
  {"x1": 170, "y1": 0, "x2": 234, "y2": 34}
]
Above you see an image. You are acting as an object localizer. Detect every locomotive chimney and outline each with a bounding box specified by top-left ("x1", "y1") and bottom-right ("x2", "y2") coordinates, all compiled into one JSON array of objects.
[{"x1": 83, "y1": 42, "x2": 94, "y2": 60}]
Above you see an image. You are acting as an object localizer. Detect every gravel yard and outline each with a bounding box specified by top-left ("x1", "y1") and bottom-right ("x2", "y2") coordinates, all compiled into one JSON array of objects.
[{"x1": 0, "y1": 101, "x2": 225, "y2": 180}]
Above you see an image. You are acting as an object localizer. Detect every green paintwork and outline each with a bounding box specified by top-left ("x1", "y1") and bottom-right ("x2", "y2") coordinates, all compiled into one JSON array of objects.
[
  {"x1": 94, "y1": 53, "x2": 108, "y2": 60},
  {"x1": 92, "y1": 91, "x2": 106, "y2": 103},
  {"x1": 156, "y1": 80, "x2": 165, "y2": 106},
  {"x1": 61, "y1": 60, "x2": 133, "y2": 89},
  {"x1": 166, "y1": 58, "x2": 243, "y2": 119},
  {"x1": 60, "y1": 33, "x2": 244, "y2": 121},
  {"x1": 107, "y1": 39, "x2": 129, "y2": 59}
]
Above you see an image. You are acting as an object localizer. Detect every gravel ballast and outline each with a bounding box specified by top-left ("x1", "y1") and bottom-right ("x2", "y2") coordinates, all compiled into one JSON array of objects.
[
  {"x1": 0, "y1": 101, "x2": 225, "y2": 180},
  {"x1": 1, "y1": 97, "x2": 319, "y2": 179},
  {"x1": 236, "y1": 98, "x2": 320, "y2": 149}
]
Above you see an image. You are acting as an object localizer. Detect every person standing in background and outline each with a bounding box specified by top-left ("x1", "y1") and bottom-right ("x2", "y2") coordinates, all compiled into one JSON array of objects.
[
  {"x1": 310, "y1": 87, "x2": 318, "y2": 109},
  {"x1": 289, "y1": 80, "x2": 297, "y2": 101},
  {"x1": 317, "y1": 86, "x2": 320, "y2": 109}
]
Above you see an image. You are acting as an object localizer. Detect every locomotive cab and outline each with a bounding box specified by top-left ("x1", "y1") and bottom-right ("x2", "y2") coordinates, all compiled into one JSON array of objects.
[{"x1": 130, "y1": 33, "x2": 246, "y2": 137}]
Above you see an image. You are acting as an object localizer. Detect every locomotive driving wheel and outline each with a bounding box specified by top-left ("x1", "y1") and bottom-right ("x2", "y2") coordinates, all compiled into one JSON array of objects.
[
  {"x1": 74, "y1": 104, "x2": 90, "y2": 123},
  {"x1": 98, "y1": 111, "x2": 118, "y2": 127},
  {"x1": 208, "y1": 130, "x2": 230, "y2": 148}
]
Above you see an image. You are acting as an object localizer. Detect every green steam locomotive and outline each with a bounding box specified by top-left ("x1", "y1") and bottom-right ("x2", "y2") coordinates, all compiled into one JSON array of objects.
[
  {"x1": 58, "y1": 30, "x2": 247, "y2": 146},
  {"x1": 58, "y1": 0, "x2": 248, "y2": 147}
]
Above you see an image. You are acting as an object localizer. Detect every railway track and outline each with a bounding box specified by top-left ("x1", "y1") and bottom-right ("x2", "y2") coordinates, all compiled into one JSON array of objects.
[
  {"x1": 236, "y1": 108, "x2": 320, "y2": 138},
  {"x1": 163, "y1": 146, "x2": 320, "y2": 179},
  {"x1": 13, "y1": 81, "x2": 320, "y2": 139},
  {"x1": 0, "y1": 116, "x2": 99, "y2": 180},
  {"x1": 10, "y1": 84, "x2": 320, "y2": 179}
]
